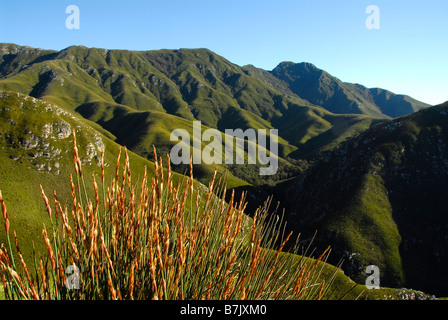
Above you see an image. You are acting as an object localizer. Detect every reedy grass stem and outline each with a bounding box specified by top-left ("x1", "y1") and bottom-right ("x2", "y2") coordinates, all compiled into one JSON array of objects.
[{"x1": 0, "y1": 132, "x2": 338, "y2": 300}]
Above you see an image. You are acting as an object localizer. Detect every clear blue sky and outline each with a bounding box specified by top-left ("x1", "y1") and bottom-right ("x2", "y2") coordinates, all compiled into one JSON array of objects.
[{"x1": 0, "y1": 0, "x2": 446, "y2": 105}]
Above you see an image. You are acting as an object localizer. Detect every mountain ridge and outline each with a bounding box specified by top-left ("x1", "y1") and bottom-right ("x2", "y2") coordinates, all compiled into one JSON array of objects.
[
  {"x1": 0, "y1": 43, "x2": 381, "y2": 178},
  {"x1": 0, "y1": 43, "x2": 430, "y2": 118},
  {"x1": 0, "y1": 43, "x2": 430, "y2": 166},
  {"x1": 270, "y1": 61, "x2": 430, "y2": 118}
]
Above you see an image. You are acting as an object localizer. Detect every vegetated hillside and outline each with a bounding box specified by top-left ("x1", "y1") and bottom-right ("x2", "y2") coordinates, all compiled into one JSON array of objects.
[
  {"x1": 275, "y1": 101, "x2": 448, "y2": 297},
  {"x1": 0, "y1": 43, "x2": 399, "y2": 186},
  {"x1": 271, "y1": 61, "x2": 430, "y2": 118}
]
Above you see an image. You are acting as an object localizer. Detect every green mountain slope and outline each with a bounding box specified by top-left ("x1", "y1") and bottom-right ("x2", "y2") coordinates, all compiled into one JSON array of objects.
[
  {"x1": 271, "y1": 61, "x2": 430, "y2": 118},
  {"x1": 0, "y1": 43, "x2": 389, "y2": 185},
  {"x1": 275, "y1": 101, "x2": 448, "y2": 296}
]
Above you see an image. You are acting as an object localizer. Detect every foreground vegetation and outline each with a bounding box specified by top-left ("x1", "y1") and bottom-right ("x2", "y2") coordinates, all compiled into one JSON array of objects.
[{"x1": 0, "y1": 132, "x2": 340, "y2": 300}]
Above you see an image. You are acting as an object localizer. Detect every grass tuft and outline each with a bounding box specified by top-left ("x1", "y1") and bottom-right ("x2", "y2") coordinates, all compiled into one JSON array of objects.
[{"x1": 0, "y1": 131, "x2": 337, "y2": 300}]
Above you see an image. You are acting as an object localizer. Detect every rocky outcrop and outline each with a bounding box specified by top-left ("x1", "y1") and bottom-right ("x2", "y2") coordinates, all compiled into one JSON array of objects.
[{"x1": 0, "y1": 90, "x2": 106, "y2": 175}]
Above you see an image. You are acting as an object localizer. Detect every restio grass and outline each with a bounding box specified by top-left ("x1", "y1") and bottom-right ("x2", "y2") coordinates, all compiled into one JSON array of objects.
[{"x1": 0, "y1": 131, "x2": 337, "y2": 300}]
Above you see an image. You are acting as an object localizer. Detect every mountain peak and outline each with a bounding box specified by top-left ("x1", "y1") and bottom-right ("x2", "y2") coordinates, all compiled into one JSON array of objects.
[
  {"x1": 271, "y1": 60, "x2": 429, "y2": 118},
  {"x1": 275, "y1": 61, "x2": 319, "y2": 71}
]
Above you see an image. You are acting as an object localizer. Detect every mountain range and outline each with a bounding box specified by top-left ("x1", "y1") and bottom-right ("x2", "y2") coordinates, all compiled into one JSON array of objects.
[{"x1": 1, "y1": 43, "x2": 446, "y2": 298}]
